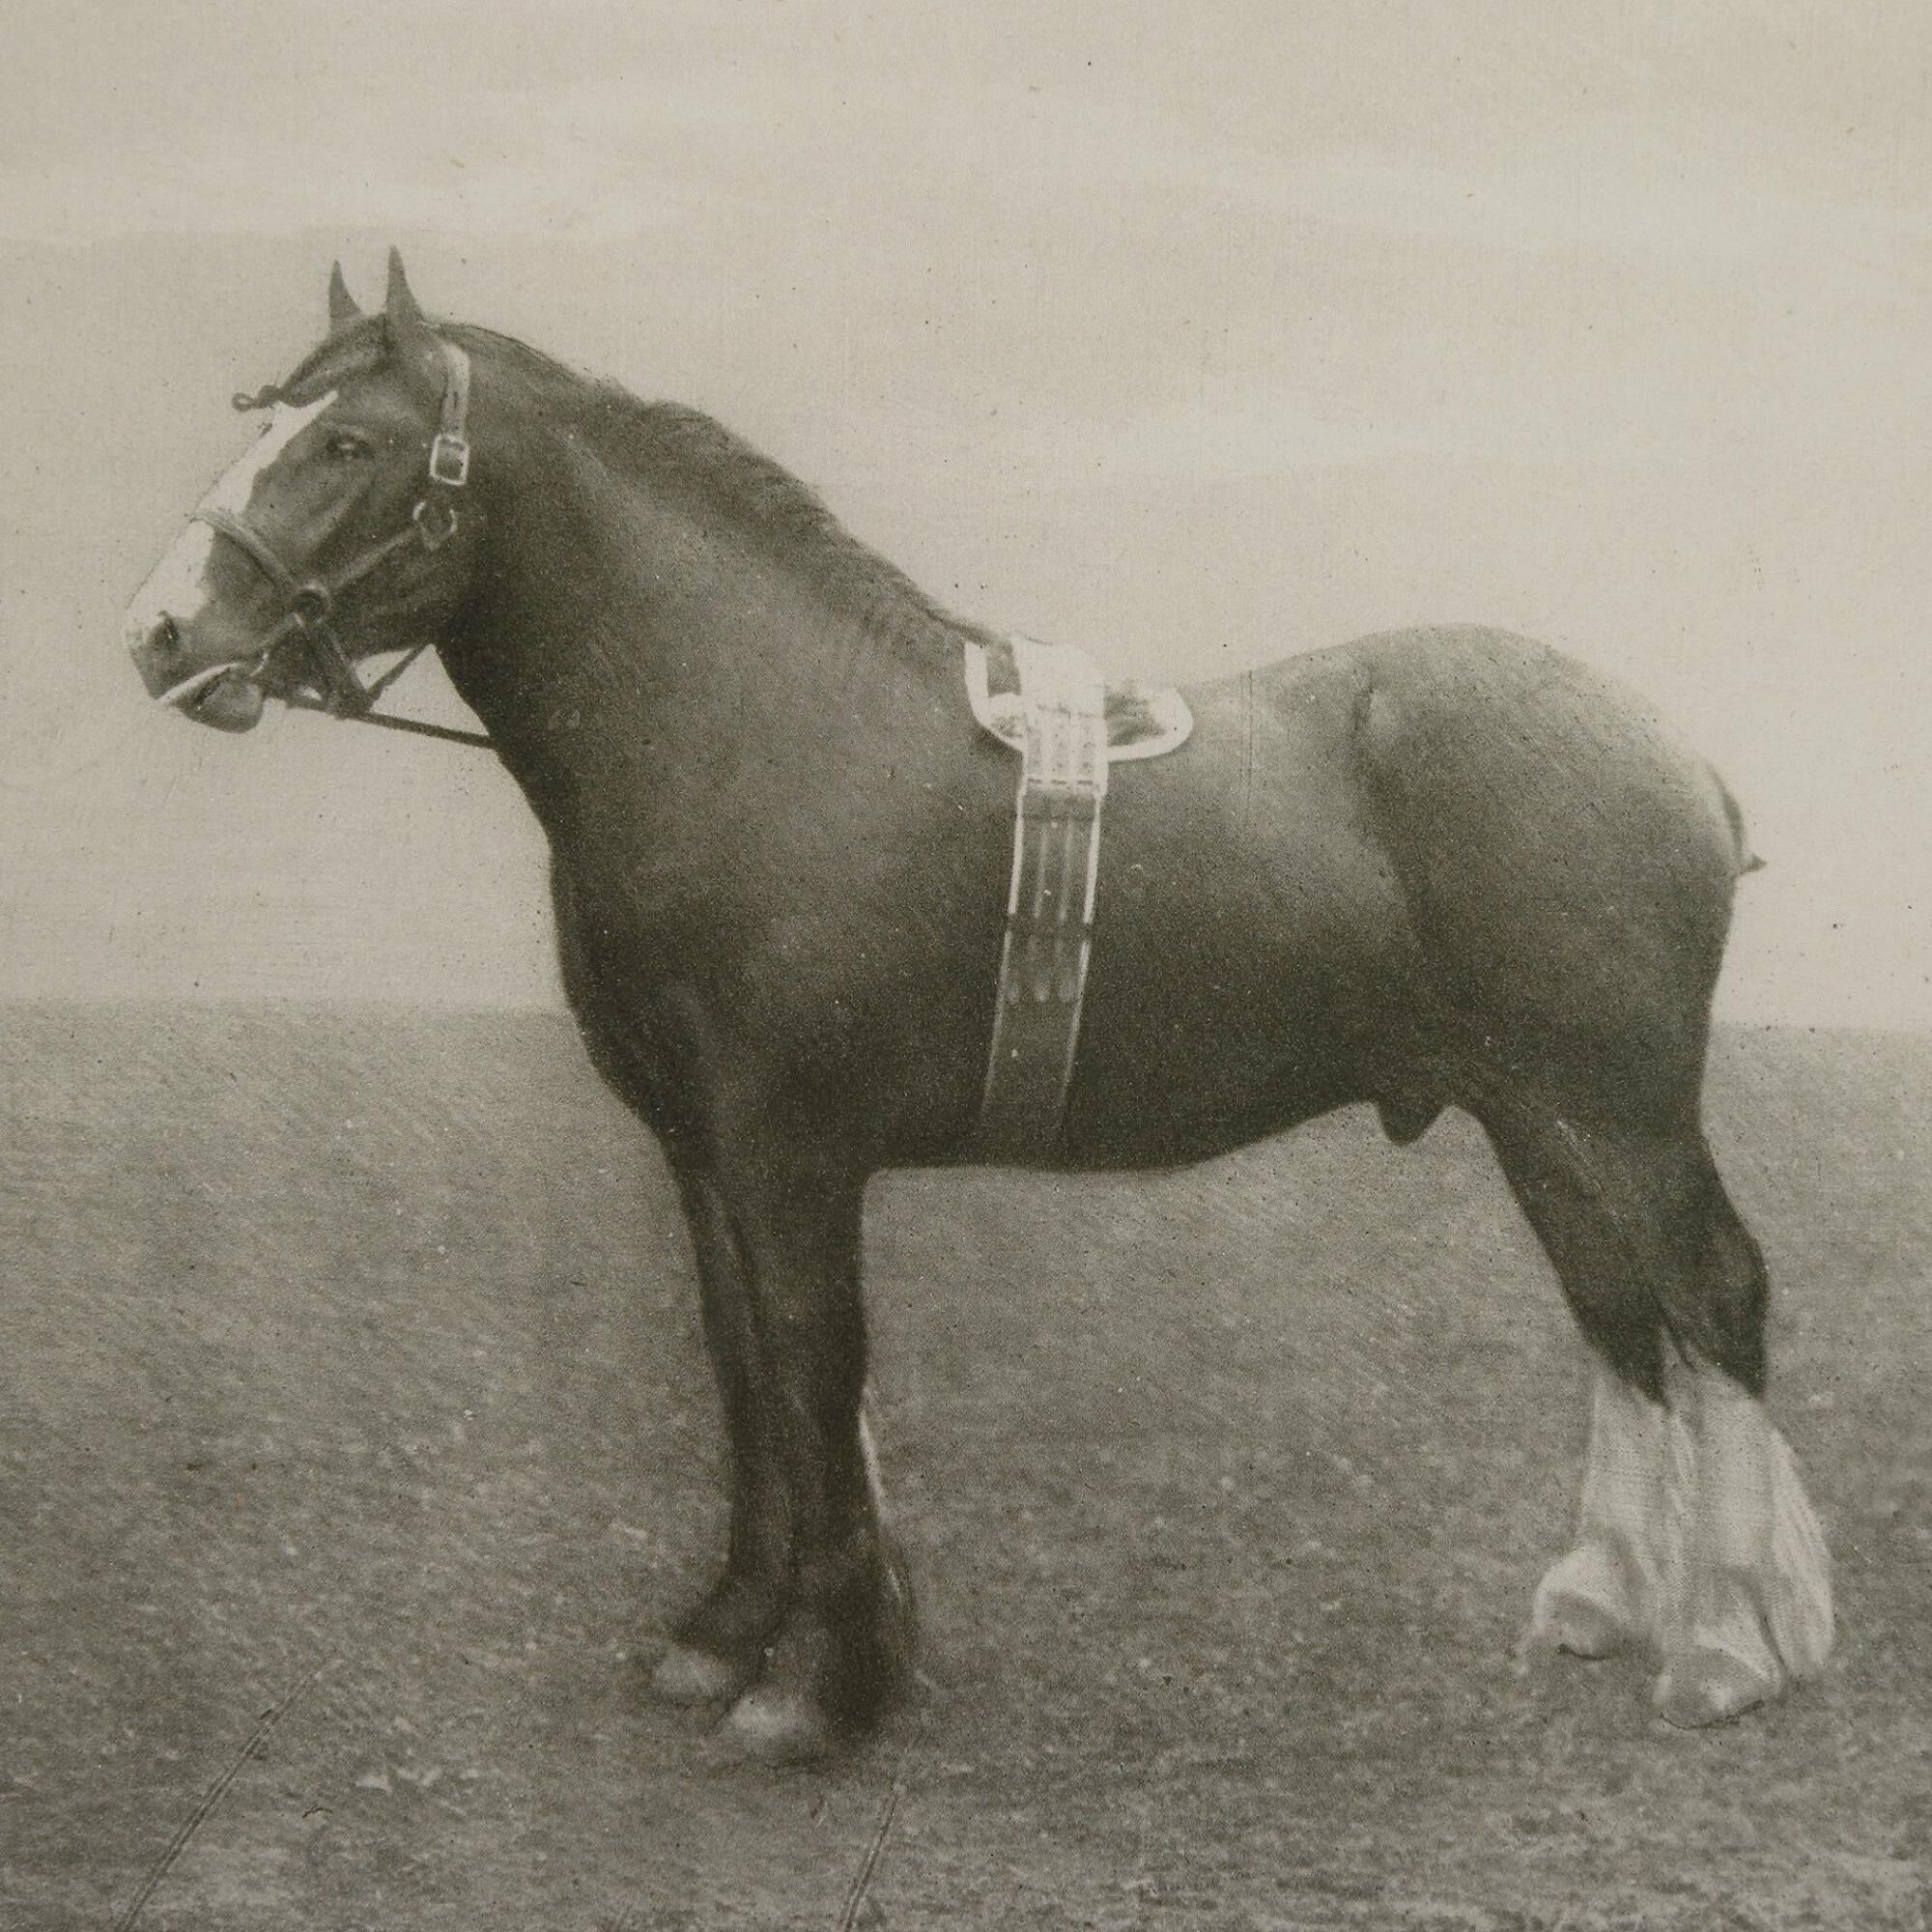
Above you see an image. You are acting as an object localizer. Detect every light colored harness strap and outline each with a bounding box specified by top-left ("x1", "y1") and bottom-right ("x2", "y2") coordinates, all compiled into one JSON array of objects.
[{"x1": 976, "y1": 636, "x2": 1110, "y2": 1158}]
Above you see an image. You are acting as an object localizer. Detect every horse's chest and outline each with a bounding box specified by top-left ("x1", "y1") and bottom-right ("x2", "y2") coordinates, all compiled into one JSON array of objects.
[{"x1": 549, "y1": 851, "x2": 705, "y2": 1085}]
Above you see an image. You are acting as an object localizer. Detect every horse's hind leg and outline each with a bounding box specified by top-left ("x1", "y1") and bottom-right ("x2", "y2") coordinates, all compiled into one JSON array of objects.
[
  {"x1": 1528, "y1": 1360, "x2": 1688, "y2": 1662},
  {"x1": 1481, "y1": 1102, "x2": 1833, "y2": 1722},
  {"x1": 1655, "y1": 1349, "x2": 1834, "y2": 1725},
  {"x1": 1649, "y1": 1165, "x2": 1833, "y2": 1721}
]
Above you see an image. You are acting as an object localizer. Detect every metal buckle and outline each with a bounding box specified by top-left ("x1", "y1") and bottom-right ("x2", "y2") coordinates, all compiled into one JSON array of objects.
[{"x1": 428, "y1": 432, "x2": 470, "y2": 488}]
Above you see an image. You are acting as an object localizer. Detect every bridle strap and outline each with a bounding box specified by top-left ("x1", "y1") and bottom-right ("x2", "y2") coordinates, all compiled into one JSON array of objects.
[
  {"x1": 193, "y1": 337, "x2": 494, "y2": 751},
  {"x1": 359, "y1": 639, "x2": 434, "y2": 703},
  {"x1": 432, "y1": 343, "x2": 471, "y2": 484},
  {"x1": 192, "y1": 504, "x2": 304, "y2": 597}
]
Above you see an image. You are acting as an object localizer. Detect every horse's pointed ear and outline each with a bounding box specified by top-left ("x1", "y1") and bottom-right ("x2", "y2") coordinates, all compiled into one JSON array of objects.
[
  {"x1": 327, "y1": 261, "x2": 362, "y2": 328},
  {"x1": 384, "y1": 247, "x2": 426, "y2": 329}
]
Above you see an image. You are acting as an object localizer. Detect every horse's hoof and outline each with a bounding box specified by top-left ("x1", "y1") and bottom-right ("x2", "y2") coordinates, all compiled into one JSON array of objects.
[
  {"x1": 718, "y1": 1685, "x2": 836, "y2": 1765},
  {"x1": 651, "y1": 1642, "x2": 753, "y2": 1707},
  {"x1": 1526, "y1": 1546, "x2": 1639, "y2": 1661},
  {"x1": 1652, "y1": 1648, "x2": 1777, "y2": 1728},
  {"x1": 1526, "y1": 1589, "x2": 1631, "y2": 1662}
]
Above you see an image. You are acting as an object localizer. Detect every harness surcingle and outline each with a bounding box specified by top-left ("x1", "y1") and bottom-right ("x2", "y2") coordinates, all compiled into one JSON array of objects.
[{"x1": 965, "y1": 636, "x2": 1192, "y2": 1159}]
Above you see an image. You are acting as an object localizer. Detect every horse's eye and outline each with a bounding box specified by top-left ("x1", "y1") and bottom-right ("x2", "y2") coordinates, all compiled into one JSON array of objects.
[{"x1": 326, "y1": 429, "x2": 373, "y2": 461}]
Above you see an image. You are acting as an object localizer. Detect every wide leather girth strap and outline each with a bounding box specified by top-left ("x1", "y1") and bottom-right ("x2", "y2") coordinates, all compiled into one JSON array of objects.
[{"x1": 975, "y1": 637, "x2": 1110, "y2": 1160}]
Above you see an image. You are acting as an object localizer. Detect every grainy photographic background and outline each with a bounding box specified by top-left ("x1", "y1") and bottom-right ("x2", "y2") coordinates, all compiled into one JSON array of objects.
[{"x1": 4, "y1": 4, "x2": 1927, "y2": 1927}]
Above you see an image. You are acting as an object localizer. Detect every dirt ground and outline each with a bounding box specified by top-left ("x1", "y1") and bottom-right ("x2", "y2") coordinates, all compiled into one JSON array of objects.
[{"x1": 3, "y1": 1006, "x2": 1927, "y2": 1929}]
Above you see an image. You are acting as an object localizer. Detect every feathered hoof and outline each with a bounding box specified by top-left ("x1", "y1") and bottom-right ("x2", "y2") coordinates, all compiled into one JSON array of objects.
[
  {"x1": 1652, "y1": 1647, "x2": 1778, "y2": 1729},
  {"x1": 651, "y1": 1641, "x2": 754, "y2": 1707},
  {"x1": 1526, "y1": 1588, "x2": 1633, "y2": 1662},
  {"x1": 717, "y1": 1684, "x2": 837, "y2": 1765},
  {"x1": 1525, "y1": 1545, "x2": 1639, "y2": 1662}
]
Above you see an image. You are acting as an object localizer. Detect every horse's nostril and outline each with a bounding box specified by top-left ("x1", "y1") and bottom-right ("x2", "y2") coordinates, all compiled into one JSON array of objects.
[{"x1": 148, "y1": 614, "x2": 181, "y2": 659}]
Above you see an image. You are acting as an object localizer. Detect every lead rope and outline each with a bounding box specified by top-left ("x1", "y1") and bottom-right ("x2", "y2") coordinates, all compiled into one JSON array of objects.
[{"x1": 282, "y1": 686, "x2": 495, "y2": 749}]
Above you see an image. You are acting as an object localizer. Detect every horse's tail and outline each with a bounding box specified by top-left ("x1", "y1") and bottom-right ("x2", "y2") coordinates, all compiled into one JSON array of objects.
[{"x1": 1713, "y1": 769, "x2": 1766, "y2": 877}]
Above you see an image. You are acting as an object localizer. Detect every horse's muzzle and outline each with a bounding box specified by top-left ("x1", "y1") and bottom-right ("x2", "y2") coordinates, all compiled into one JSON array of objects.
[
  {"x1": 127, "y1": 612, "x2": 182, "y2": 693},
  {"x1": 176, "y1": 669, "x2": 268, "y2": 732},
  {"x1": 129, "y1": 614, "x2": 268, "y2": 731}
]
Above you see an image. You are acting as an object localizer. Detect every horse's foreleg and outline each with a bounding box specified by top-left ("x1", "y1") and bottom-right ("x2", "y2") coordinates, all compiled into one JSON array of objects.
[
  {"x1": 723, "y1": 1376, "x2": 915, "y2": 1762},
  {"x1": 650, "y1": 1160, "x2": 795, "y2": 1706},
  {"x1": 672, "y1": 1164, "x2": 912, "y2": 1761}
]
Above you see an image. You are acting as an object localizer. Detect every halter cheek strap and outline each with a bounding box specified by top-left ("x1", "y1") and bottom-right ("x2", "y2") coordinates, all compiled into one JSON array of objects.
[{"x1": 429, "y1": 342, "x2": 471, "y2": 486}]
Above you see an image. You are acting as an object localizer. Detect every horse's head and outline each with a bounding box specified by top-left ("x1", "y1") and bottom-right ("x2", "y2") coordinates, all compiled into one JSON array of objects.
[{"x1": 126, "y1": 251, "x2": 482, "y2": 731}]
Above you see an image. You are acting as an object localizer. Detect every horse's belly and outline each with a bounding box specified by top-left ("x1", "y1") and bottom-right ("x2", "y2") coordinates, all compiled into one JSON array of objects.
[{"x1": 1055, "y1": 715, "x2": 1416, "y2": 1169}]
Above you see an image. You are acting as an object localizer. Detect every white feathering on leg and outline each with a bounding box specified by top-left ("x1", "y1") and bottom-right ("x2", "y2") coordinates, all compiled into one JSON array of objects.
[
  {"x1": 1654, "y1": 1364, "x2": 1835, "y2": 1721},
  {"x1": 1529, "y1": 1367, "x2": 1677, "y2": 1660},
  {"x1": 1764, "y1": 1421, "x2": 1834, "y2": 1676},
  {"x1": 1650, "y1": 1386, "x2": 1698, "y2": 1663}
]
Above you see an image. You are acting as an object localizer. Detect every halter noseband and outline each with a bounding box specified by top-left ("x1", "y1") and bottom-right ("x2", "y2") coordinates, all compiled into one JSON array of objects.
[{"x1": 195, "y1": 337, "x2": 474, "y2": 724}]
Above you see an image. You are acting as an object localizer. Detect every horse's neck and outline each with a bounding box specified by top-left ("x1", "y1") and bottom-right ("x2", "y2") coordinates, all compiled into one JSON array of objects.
[{"x1": 441, "y1": 425, "x2": 967, "y2": 851}]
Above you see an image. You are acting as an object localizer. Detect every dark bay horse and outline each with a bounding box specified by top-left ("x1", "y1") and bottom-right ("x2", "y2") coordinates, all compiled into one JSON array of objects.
[{"x1": 126, "y1": 253, "x2": 1833, "y2": 1761}]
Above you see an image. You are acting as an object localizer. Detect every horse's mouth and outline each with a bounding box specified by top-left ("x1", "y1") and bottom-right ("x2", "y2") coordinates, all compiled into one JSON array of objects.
[{"x1": 156, "y1": 663, "x2": 268, "y2": 733}]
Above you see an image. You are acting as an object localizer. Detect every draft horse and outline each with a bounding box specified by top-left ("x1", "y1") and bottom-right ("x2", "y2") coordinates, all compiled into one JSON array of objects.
[{"x1": 127, "y1": 253, "x2": 1833, "y2": 1761}]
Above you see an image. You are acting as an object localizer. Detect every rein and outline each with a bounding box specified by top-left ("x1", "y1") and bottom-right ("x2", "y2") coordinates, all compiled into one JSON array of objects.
[{"x1": 199, "y1": 337, "x2": 496, "y2": 753}]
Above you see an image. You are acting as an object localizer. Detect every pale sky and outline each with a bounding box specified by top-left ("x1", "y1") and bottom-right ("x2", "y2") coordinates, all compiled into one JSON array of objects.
[{"x1": 3, "y1": 1, "x2": 1927, "y2": 1027}]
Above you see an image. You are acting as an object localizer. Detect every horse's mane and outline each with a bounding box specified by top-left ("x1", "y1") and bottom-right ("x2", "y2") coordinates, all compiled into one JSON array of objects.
[{"x1": 474, "y1": 328, "x2": 987, "y2": 647}]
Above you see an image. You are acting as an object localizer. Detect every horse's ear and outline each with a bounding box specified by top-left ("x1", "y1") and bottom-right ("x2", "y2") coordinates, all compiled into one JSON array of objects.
[
  {"x1": 327, "y1": 261, "x2": 362, "y2": 328},
  {"x1": 384, "y1": 247, "x2": 427, "y2": 330}
]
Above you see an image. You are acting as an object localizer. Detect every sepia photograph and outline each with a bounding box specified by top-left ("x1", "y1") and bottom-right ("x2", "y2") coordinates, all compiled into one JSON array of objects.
[{"x1": 4, "y1": 3, "x2": 1927, "y2": 1926}]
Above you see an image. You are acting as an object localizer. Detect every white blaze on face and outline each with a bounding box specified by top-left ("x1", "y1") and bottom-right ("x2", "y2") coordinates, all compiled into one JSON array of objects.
[
  {"x1": 125, "y1": 391, "x2": 338, "y2": 646},
  {"x1": 200, "y1": 390, "x2": 338, "y2": 517}
]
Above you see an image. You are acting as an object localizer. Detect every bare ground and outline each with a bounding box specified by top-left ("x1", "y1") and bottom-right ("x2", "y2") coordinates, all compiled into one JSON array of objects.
[{"x1": 2, "y1": 1005, "x2": 1927, "y2": 1930}]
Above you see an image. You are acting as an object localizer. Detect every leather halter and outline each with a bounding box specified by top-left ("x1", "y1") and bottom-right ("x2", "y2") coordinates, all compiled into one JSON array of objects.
[{"x1": 195, "y1": 337, "x2": 482, "y2": 736}]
